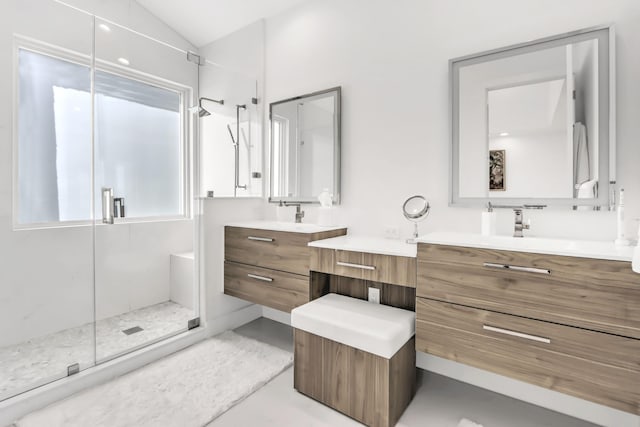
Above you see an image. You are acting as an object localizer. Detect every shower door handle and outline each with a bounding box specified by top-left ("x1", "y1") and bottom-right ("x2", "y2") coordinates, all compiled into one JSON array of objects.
[{"x1": 102, "y1": 187, "x2": 114, "y2": 224}]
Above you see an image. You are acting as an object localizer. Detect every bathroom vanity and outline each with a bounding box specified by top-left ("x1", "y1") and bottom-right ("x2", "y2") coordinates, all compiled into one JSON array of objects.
[
  {"x1": 223, "y1": 222, "x2": 347, "y2": 312},
  {"x1": 415, "y1": 232, "x2": 640, "y2": 414}
]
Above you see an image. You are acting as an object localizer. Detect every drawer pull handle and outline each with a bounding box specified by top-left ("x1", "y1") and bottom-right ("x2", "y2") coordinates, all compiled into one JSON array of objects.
[
  {"x1": 483, "y1": 325, "x2": 551, "y2": 344},
  {"x1": 483, "y1": 262, "x2": 550, "y2": 275},
  {"x1": 247, "y1": 236, "x2": 274, "y2": 242},
  {"x1": 247, "y1": 273, "x2": 273, "y2": 282},
  {"x1": 336, "y1": 261, "x2": 376, "y2": 271}
]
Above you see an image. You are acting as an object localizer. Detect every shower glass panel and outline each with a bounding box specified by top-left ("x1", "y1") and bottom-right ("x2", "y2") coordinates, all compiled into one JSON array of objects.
[
  {"x1": 93, "y1": 18, "x2": 200, "y2": 362},
  {"x1": 1, "y1": 1, "x2": 95, "y2": 401},
  {"x1": 199, "y1": 61, "x2": 262, "y2": 198}
]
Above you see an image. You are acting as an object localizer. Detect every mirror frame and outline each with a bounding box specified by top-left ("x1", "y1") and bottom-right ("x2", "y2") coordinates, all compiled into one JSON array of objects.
[
  {"x1": 450, "y1": 25, "x2": 615, "y2": 208},
  {"x1": 268, "y1": 86, "x2": 341, "y2": 205}
]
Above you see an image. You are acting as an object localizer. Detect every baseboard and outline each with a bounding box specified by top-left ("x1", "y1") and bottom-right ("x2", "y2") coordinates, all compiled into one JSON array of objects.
[
  {"x1": 416, "y1": 352, "x2": 639, "y2": 427},
  {"x1": 207, "y1": 304, "x2": 263, "y2": 336},
  {"x1": 261, "y1": 306, "x2": 291, "y2": 325},
  {"x1": 0, "y1": 327, "x2": 207, "y2": 426}
]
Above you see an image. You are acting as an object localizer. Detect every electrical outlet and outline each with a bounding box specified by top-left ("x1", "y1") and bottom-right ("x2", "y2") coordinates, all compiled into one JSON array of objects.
[
  {"x1": 384, "y1": 226, "x2": 400, "y2": 239},
  {"x1": 368, "y1": 287, "x2": 380, "y2": 304}
]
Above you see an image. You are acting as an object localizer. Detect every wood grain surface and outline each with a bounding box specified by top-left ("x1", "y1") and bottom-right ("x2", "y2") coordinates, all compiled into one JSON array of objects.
[
  {"x1": 224, "y1": 261, "x2": 309, "y2": 312},
  {"x1": 294, "y1": 329, "x2": 416, "y2": 427},
  {"x1": 417, "y1": 243, "x2": 640, "y2": 338},
  {"x1": 311, "y1": 247, "x2": 416, "y2": 287},
  {"x1": 225, "y1": 226, "x2": 346, "y2": 276},
  {"x1": 416, "y1": 298, "x2": 640, "y2": 414}
]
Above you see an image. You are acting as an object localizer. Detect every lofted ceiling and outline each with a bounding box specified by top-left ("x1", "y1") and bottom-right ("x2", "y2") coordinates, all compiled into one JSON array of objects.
[{"x1": 136, "y1": 0, "x2": 309, "y2": 47}]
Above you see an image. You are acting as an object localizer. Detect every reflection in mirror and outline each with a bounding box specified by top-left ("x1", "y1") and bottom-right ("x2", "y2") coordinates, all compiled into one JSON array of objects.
[
  {"x1": 270, "y1": 87, "x2": 341, "y2": 204},
  {"x1": 452, "y1": 26, "x2": 613, "y2": 208}
]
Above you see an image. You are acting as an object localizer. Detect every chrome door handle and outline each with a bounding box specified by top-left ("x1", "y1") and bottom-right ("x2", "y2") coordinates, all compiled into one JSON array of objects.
[
  {"x1": 247, "y1": 236, "x2": 274, "y2": 242},
  {"x1": 483, "y1": 262, "x2": 550, "y2": 275},
  {"x1": 102, "y1": 187, "x2": 114, "y2": 224},
  {"x1": 247, "y1": 273, "x2": 273, "y2": 282},
  {"x1": 483, "y1": 325, "x2": 551, "y2": 344},
  {"x1": 336, "y1": 261, "x2": 376, "y2": 271}
]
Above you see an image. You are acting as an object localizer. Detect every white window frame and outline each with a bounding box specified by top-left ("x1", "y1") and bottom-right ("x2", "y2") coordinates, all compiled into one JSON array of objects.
[{"x1": 13, "y1": 35, "x2": 193, "y2": 230}]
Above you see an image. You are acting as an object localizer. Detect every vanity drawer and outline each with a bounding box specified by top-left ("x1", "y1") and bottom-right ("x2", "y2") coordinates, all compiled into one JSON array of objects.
[
  {"x1": 416, "y1": 298, "x2": 640, "y2": 414},
  {"x1": 417, "y1": 243, "x2": 640, "y2": 339},
  {"x1": 224, "y1": 261, "x2": 310, "y2": 313},
  {"x1": 225, "y1": 226, "x2": 312, "y2": 276},
  {"x1": 310, "y1": 247, "x2": 416, "y2": 288}
]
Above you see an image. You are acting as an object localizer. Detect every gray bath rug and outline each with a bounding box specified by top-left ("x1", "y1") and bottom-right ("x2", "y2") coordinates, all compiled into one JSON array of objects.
[{"x1": 16, "y1": 331, "x2": 293, "y2": 427}]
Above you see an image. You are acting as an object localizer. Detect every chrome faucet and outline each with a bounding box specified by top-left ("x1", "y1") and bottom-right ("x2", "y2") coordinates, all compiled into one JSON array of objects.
[
  {"x1": 513, "y1": 208, "x2": 529, "y2": 238},
  {"x1": 284, "y1": 203, "x2": 305, "y2": 223}
]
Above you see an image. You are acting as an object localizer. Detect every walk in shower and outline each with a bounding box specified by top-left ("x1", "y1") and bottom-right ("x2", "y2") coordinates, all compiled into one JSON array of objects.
[{"x1": 0, "y1": 1, "x2": 208, "y2": 403}]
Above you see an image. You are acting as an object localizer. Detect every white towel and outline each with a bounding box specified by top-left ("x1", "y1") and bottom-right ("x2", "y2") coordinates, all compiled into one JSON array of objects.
[
  {"x1": 458, "y1": 418, "x2": 484, "y2": 427},
  {"x1": 574, "y1": 122, "x2": 590, "y2": 188}
]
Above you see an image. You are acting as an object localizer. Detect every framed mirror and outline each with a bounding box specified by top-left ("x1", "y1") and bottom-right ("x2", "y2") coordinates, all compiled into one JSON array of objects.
[
  {"x1": 269, "y1": 87, "x2": 341, "y2": 204},
  {"x1": 450, "y1": 26, "x2": 615, "y2": 208}
]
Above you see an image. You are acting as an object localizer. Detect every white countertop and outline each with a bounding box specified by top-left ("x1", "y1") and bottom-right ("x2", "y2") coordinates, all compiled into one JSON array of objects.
[
  {"x1": 225, "y1": 221, "x2": 347, "y2": 234},
  {"x1": 308, "y1": 235, "x2": 417, "y2": 258},
  {"x1": 416, "y1": 232, "x2": 635, "y2": 262}
]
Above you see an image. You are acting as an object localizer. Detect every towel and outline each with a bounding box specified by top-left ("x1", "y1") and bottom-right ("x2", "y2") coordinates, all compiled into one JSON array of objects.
[
  {"x1": 633, "y1": 245, "x2": 640, "y2": 274},
  {"x1": 458, "y1": 418, "x2": 484, "y2": 427},
  {"x1": 574, "y1": 122, "x2": 590, "y2": 192}
]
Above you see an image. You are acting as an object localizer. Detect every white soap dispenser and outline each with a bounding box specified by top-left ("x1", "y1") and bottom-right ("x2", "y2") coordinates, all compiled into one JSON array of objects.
[
  {"x1": 481, "y1": 202, "x2": 497, "y2": 236},
  {"x1": 615, "y1": 189, "x2": 631, "y2": 246}
]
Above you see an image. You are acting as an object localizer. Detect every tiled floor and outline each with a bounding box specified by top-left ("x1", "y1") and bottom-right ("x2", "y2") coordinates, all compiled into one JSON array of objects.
[
  {"x1": 224, "y1": 317, "x2": 597, "y2": 427},
  {"x1": 0, "y1": 301, "x2": 193, "y2": 401}
]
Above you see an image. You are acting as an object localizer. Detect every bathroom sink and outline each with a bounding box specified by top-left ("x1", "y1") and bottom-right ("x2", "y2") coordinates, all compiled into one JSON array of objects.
[
  {"x1": 415, "y1": 232, "x2": 635, "y2": 262},
  {"x1": 226, "y1": 221, "x2": 346, "y2": 234}
]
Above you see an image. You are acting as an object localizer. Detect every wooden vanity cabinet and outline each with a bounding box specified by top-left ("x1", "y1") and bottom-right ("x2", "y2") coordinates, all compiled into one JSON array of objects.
[
  {"x1": 224, "y1": 226, "x2": 346, "y2": 312},
  {"x1": 416, "y1": 243, "x2": 640, "y2": 415},
  {"x1": 310, "y1": 247, "x2": 417, "y2": 288}
]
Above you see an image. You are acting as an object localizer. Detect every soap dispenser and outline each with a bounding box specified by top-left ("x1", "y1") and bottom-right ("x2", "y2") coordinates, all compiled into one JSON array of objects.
[{"x1": 481, "y1": 202, "x2": 497, "y2": 236}]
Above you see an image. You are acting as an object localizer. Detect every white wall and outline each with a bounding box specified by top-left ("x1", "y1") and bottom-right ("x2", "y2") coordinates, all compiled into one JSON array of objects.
[
  {"x1": 264, "y1": 0, "x2": 640, "y2": 242},
  {"x1": 0, "y1": 0, "x2": 199, "y2": 349}
]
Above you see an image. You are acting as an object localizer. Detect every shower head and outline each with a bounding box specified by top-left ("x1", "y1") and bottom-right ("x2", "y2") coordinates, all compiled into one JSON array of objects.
[{"x1": 194, "y1": 97, "x2": 224, "y2": 118}]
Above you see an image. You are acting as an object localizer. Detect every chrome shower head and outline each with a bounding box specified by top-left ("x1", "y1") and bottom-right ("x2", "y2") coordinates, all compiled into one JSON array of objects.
[{"x1": 195, "y1": 97, "x2": 224, "y2": 118}]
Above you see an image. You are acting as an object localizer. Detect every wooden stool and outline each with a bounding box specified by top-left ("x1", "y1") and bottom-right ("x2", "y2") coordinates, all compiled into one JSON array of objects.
[{"x1": 292, "y1": 293, "x2": 416, "y2": 427}]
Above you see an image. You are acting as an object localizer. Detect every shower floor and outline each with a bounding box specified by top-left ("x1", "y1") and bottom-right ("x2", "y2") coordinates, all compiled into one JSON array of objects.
[{"x1": 0, "y1": 301, "x2": 194, "y2": 401}]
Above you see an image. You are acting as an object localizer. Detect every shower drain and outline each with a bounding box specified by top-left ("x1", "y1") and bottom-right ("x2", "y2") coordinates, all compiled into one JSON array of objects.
[{"x1": 122, "y1": 326, "x2": 144, "y2": 335}]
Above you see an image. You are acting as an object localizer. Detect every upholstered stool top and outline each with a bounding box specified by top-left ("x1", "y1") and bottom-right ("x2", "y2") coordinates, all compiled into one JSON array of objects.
[{"x1": 291, "y1": 293, "x2": 415, "y2": 359}]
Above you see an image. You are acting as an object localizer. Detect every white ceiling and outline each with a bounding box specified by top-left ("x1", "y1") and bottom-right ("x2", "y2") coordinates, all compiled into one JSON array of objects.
[{"x1": 136, "y1": 0, "x2": 309, "y2": 47}]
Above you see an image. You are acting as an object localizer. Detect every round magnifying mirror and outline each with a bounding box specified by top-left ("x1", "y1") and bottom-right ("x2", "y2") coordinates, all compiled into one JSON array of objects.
[{"x1": 402, "y1": 195, "x2": 430, "y2": 243}]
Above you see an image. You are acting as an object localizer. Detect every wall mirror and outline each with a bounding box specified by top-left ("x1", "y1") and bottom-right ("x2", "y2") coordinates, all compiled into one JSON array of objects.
[
  {"x1": 450, "y1": 26, "x2": 615, "y2": 208},
  {"x1": 269, "y1": 87, "x2": 341, "y2": 204}
]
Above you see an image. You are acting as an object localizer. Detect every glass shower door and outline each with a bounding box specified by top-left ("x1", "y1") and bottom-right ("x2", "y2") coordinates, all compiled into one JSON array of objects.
[
  {"x1": 0, "y1": 1, "x2": 95, "y2": 401},
  {"x1": 93, "y1": 18, "x2": 200, "y2": 362},
  {"x1": 199, "y1": 61, "x2": 262, "y2": 198}
]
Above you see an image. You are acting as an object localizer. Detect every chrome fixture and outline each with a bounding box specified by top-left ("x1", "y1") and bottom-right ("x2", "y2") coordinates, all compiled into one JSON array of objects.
[
  {"x1": 402, "y1": 195, "x2": 430, "y2": 243},
  {"x1": 491, "y1": 204, "x2": 545, "y2": 238},
  {"x1": 284, "y1": 202, "x2": 305, "y2": 223},
  {"x1": 233, "y1": 104, "x2": 247, "y2": 192},
  {"x1": 102, "y1": 187, "x2": 114, "y2": 224},
  {"x1": 513, "y1": 208, "x2": 529, "y2": 238},
  {"x1": 196, "y1": 97, "x2": 224, "y2": 117}
]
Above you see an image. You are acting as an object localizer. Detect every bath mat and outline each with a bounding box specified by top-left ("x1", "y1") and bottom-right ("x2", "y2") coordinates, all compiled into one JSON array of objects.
[
  {"x1": 458, "y1": 418, "x2": 484, "y2": 427},
  {"x1": 16, "y1": 331, "x2": 293, "y2": 427}
]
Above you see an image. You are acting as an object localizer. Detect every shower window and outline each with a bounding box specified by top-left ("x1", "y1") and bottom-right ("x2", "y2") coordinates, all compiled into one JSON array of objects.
[{"x1": 16, "y1": 47, "x2": 187, "y2": 226}]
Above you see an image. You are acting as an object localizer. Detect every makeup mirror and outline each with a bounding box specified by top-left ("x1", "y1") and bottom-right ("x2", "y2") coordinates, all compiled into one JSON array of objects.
[{"x1": 403, "y1": 195, "x2": 430, "y2": 243}]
